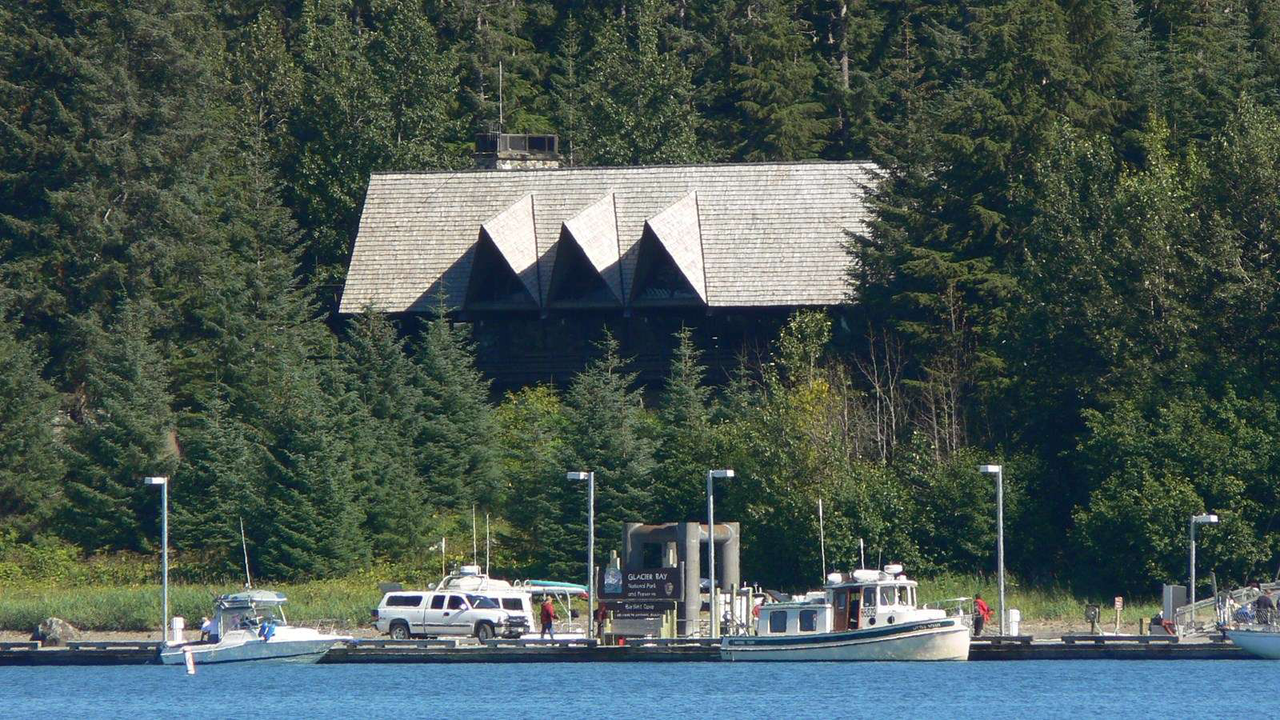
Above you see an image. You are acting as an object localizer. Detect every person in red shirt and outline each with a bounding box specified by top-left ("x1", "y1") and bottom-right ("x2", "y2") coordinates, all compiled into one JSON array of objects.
[
  {"x1": 973, "y1": 593, "x2": 993, "y2": 636},
  {"x1": 540, "y1": 597, "x2": 557, "y2": 639}
]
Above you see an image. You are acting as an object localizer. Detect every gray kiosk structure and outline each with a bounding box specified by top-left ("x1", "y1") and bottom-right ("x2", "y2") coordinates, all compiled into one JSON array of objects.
[{"x1": 622, "y1": 521, "x2": 740, "y2": 635}]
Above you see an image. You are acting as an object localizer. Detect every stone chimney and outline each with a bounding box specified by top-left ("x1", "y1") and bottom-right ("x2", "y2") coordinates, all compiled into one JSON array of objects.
[{"x1": 474, "y1": 132, "x2": 561, "y2": 170}]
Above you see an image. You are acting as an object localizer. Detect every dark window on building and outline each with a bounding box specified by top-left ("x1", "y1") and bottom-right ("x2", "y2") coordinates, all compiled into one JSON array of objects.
[
  {"x1": 769, "y1": 611, "x2": 788, "y2": 633},
  {"x1": 799, "y1": 610, "x2": 818, "y2": 632},
  {"x1": 386, "y1": 594, "x2": 423, "y2": 608}
]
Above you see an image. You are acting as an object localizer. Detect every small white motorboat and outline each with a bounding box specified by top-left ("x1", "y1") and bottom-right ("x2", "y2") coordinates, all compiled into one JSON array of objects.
[
  {"x1": 721, "y1": 565, "x2": 970, "y2": 661},
  {"x1": 159, "y1": 590, "x2": 350, "y2": 665}
]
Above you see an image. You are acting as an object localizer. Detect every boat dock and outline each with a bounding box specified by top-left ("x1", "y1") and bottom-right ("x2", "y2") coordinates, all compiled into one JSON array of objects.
[{"x1": 0, "y1": 635, "x2": 1248, "y2": 665}]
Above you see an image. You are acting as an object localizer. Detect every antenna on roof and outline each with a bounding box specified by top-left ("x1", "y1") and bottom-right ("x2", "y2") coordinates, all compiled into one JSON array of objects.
[
  {"x1": 240, "y1": 517, "x2": 253, "y2": 590},
  {"x1": 498, "y1": 61, "x2": 504, "y2": 132}
]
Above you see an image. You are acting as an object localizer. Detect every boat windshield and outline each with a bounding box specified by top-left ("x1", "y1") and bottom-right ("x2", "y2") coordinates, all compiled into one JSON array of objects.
[{"x1": 467, "y1": 594, "x2": 499, "y2": 609}]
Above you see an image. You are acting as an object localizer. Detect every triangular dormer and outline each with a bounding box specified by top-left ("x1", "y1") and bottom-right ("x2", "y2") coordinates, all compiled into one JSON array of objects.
[
  {"x1": 629, "y1": 192, "x2": 707, "y2": 306},
  {"x1": 548, "y1": 194, "x2": 624, "y2": 307},
  {"x1": 548, "y1": 228, "x2": 622, "y2": 306},
  {"x1": 465, "y1": 195, "x2": 542, "y2": 310},
  {"x1": 465, "y1": 229, "x2": 539, "y2": 308}
]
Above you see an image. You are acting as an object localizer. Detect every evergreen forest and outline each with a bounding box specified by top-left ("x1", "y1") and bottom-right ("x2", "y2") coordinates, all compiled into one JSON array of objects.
[{"x1": 3, "y1": 0, "x2": 1280, "y2": 597}]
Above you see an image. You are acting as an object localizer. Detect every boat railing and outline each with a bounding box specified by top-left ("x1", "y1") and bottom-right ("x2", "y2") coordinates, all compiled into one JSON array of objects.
[
  {"x1": 924, "y1": 596, "x2": 975, "y2": 624},
  {"x1": 1211, "y1": 583, "x2": 1280, "y2": 634}
]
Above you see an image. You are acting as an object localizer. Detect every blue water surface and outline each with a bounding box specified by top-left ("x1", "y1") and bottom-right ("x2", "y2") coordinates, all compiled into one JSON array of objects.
[{"x1": 2, "y1": 660, "x2": 1276, "y2": 719}]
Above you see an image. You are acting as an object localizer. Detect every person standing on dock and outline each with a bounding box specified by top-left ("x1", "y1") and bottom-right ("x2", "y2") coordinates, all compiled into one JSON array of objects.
[
  {"x1": 973, "y1": 594, "x2": 993, "y2": 636},
  {"x1": 1257, "y1": 590, "x2": 1275, "y2": 625},
  {"x1": 540, "y1": 597, "x2": 557, "y2": 639}
]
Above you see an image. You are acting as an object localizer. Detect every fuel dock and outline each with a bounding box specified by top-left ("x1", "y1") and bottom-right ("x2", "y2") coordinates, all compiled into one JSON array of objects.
[{"x1": 0, "y1": 635, "x2": 1247, "y2": 666}]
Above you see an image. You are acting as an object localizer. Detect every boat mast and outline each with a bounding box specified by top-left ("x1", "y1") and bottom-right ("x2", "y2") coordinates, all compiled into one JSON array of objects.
[
  {"x1": 472, "y1": 504, "x2": 478, "y2": 566},
  {"x1": 485, "y1": 512, "x2": 491, "y2": 576},
  {"x1": 240, "y1": 517, "x2": 253, "y2": 589}
]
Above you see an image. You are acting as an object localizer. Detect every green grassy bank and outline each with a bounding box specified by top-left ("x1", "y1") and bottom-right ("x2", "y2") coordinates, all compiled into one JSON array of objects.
[
  {"x1": 0, "y1": 579, "x2": 383, "y2": 632},
  {"x1": 918, "y1": 573, "x2": 1161, "y2": 627},
  {"x1": 0, "y1": 573, "x2": 1161, "y2": 633}
]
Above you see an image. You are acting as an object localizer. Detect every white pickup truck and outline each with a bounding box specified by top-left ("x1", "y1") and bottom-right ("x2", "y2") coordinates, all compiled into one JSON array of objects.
[{"x1": 372, "y1": 590, "x2": 528, "y2": 641}]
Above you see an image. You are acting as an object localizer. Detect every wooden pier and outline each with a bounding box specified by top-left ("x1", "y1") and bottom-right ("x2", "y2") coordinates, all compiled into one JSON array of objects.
[{"x1": 0, "y1": 635, "x2": 1249, "y2": 665}]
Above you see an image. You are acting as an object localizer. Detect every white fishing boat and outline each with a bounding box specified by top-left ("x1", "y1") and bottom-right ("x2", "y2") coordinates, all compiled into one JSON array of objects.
[
  {"x1": 1225, "y1": 626, "x2": 1280, "y2": 659},
  {"x1": 159, "y1": 590, "x2": 351, "y2": 665},
  {"x1": 721, "y1": 565, "x2": 970, "y2": 661}
]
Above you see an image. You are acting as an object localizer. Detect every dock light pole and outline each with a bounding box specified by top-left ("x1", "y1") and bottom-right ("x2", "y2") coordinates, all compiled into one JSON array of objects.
[
  {"x1": 978, "y1": 465, "x2": 1006, "y2": 636},
  {"x1": 706, "y1": 469, "x2": 735, "y2": 639},
  {"x1": 1189, "y1": 513, "x2": 1219, "y2": 632},
  {"x1": 567, "y1": 472, "x2": 595, "y2": 640},
  {"x1": 144, "y1": 476, "x2": 169, "y2": 645}
]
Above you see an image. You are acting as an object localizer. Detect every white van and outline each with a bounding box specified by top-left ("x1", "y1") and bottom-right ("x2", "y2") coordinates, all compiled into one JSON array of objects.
[{"x1": 372, "y1": 591, "x2": 527, "y2": 640}]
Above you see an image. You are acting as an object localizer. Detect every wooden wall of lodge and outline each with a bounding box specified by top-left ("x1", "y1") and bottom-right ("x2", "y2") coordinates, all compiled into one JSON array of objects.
[{"x1": 414, "y1": 307, "x2": 849, "y2": 396}]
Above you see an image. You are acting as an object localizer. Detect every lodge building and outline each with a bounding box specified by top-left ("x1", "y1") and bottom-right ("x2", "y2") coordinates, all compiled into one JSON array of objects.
[{"x1": 339, "y1": 134, "x2": 875, "y2": 391}]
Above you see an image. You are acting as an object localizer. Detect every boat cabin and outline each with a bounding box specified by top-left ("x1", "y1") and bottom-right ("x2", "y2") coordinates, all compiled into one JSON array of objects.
[
  {"x1": 210, "y1": 590, "x2": 290, "y2": 639},
  {"x1": 755, "y1": 565, "x2": 943, "y2": 637}
]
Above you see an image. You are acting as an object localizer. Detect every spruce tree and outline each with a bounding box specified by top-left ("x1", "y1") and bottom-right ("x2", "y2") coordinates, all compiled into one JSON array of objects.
[
  {"x1": 61, "y1": 301, "x2": 178, "y2": 552},
  {"x1": 560, "y1": 332, "x2": 656, "y2": 574},
  {"x1": 728, "y1": 0, "x2": 831, "y2": 160},
  {"x1": 580, "y1": 0, "x2": 704, "y2": 165},
  {"x1": 340, "y1": 309, "x2": 433, "y2": 556},
  {"x1": 412, "y1": 308, "x2": 502, "y2": 512},
  {"x1": 653, "y1": 327, "x2": 720, "y2": 520},
  {"x1": 0, "y1": 314, "x2": 65, "y2": 537}
]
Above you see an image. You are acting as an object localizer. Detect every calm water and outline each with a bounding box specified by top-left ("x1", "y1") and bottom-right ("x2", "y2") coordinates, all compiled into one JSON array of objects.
[{"x1": 2, "y1": 660, "x2": 1277, "y2": 718}]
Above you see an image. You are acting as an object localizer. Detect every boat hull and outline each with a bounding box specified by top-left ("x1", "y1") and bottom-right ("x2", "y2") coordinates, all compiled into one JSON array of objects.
[
  {"x1": 159, "y1": 634, "x2": 346, "y2": 665},
  {"x1": 721, "y1": 618, "x2": 970, "y2": 662},
  {"x1": 1226, "y1": 628, "x2": 1280, "y2": 659}
]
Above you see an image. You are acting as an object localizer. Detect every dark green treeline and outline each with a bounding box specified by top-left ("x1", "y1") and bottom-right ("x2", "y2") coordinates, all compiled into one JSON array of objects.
[{"x1": 2, "y1": 0, "x2": 1279, "y2": 594}]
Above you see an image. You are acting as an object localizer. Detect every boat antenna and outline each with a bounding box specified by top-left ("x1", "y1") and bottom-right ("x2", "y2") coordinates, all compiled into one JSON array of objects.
[
  {"x1": 441, "y1": 536, "x2": 446, "y2": 579},
  {"x1": 485, "y1": 512, "x2": 491, "y2": 576},
  {"x1": 240, "y1": 517, "x2": 253, "y2": 589},
  {"x1": 817, "y1": 497, "x2": 827, "y2": 582},
  {"x1": 877, "y1": 548, "x2": 882, "y2": 571},
  {"x1": 472, "y1": 504, "x2": 478, "y2": 566},
  {"x1": 859, "y1": 538, "x2": 865, "y2": 570}
]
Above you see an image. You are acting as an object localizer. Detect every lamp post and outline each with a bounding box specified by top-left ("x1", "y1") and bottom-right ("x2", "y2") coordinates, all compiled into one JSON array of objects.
[
  {"x1": 978, "y1": 465, "x2": 1006, "y2": 636},
  {"x1": 1189, "y1": 513, "x2": 1219, "y2": 632},
  {"x1": 143, "y1": 476, "x2": 169, "y2": 645},
  {"x1": 567, "y1": 471, "x2": 595, "y2": 640},
  {"x1": 706, "y1": 469, "x2": 735, "y2": 639}
]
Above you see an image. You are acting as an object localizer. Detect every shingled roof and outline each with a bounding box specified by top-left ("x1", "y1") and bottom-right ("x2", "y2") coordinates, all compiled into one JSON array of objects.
[{"x1": 339, "y1": 161, "x2": 875, "y2": 314}]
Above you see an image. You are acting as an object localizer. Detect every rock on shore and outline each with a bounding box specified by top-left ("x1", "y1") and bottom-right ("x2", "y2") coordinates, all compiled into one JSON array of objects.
[{"x1": 31, "y1": 617, "x2": 83, "y2": 646}]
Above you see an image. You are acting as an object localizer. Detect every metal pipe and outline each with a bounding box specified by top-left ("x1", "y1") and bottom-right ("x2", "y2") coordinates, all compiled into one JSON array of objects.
[
  {"x1": 1190, "y1": 516, "x2": 1196, "y2": 632},
  {"x1": 997, "y1": 467, "x2": 1005, "y2": 637},
  {"x1": 162, "y1": 479, "x2": 169, "y2": 645},
  {"x1": 588, "y1": 472, "x2": 595, "y2": 641},
  {"x1": 707, "y1": 470, "x2": 716, "y2": 639}
]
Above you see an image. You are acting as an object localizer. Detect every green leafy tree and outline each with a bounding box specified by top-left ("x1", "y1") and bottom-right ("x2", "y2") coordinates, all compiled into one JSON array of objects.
[{"x1": 494, "y1": 386, "x2": 572, "y2": 576}]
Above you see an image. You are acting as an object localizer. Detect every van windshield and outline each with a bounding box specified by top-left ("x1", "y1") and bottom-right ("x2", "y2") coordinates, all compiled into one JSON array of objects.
[{"x1": 468, "y1": 595, "x2": 499, "y2": 609}]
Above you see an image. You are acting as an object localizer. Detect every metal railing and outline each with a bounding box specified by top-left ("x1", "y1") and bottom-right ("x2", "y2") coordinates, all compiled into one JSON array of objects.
[{"x1": 1177, "y1": 582, "x2": 1280, "y2": 637}]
